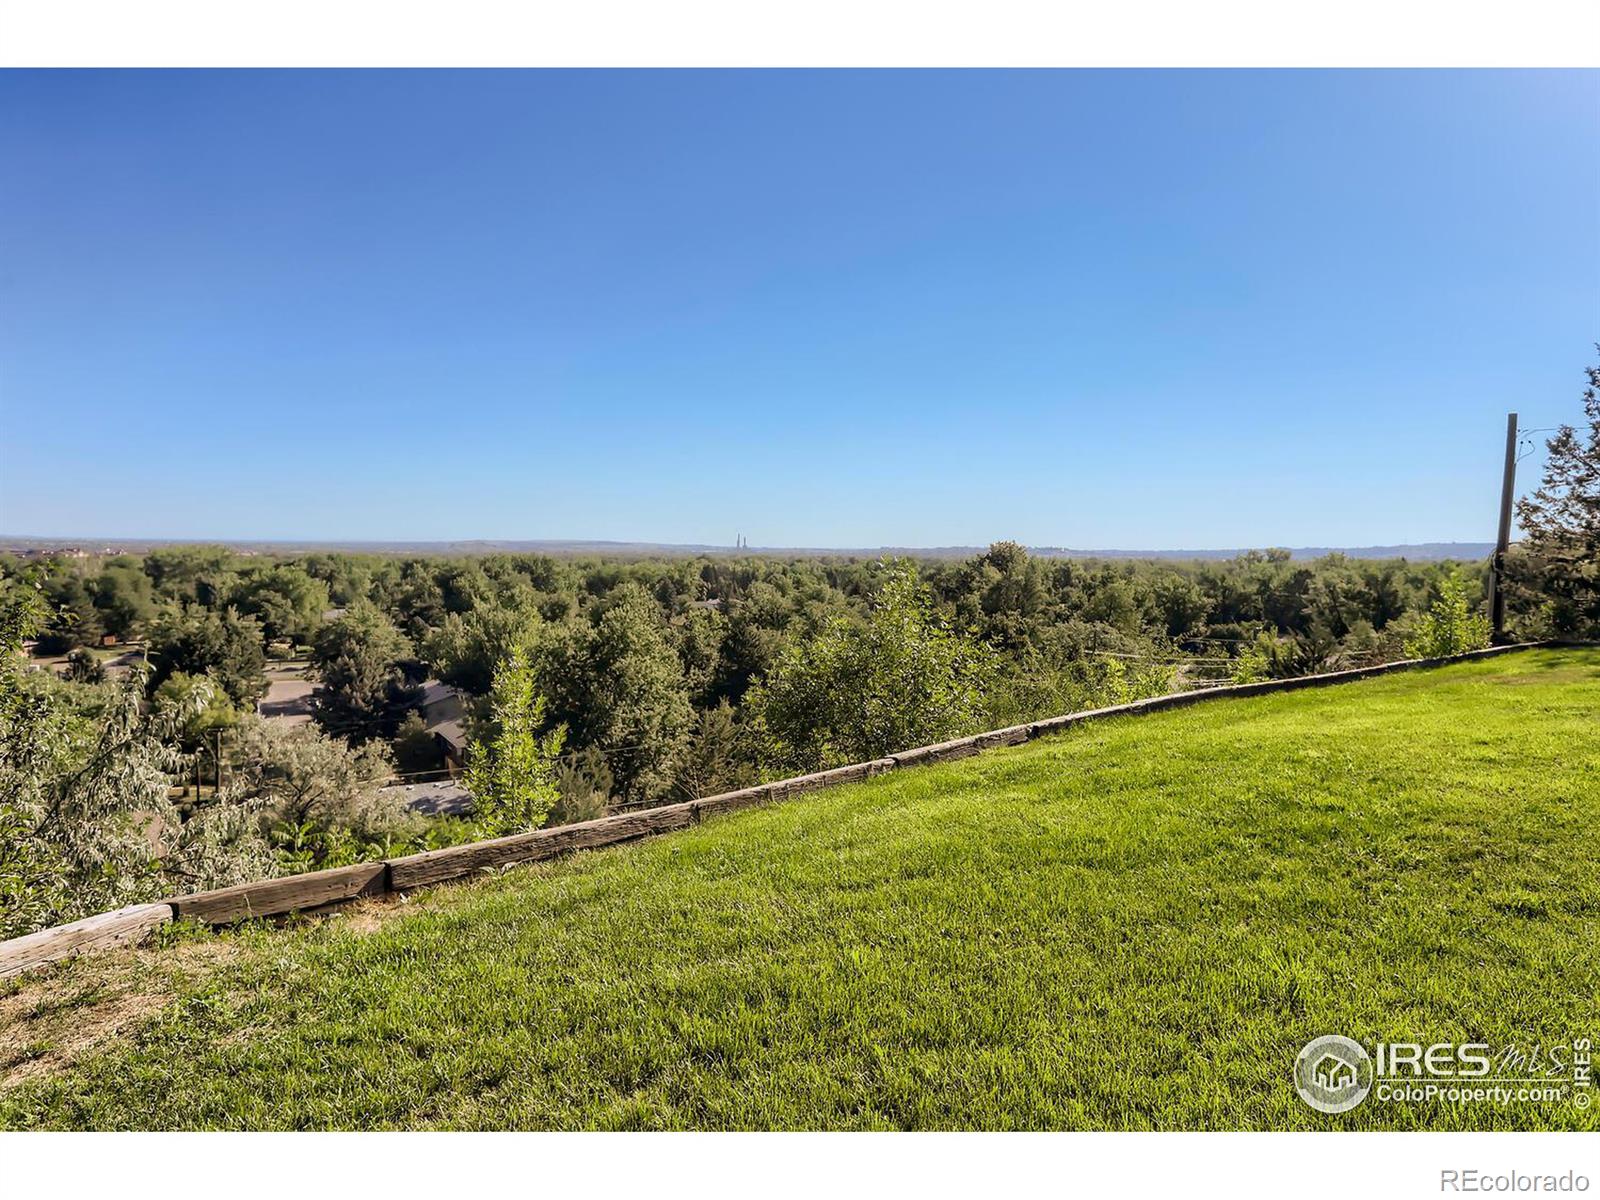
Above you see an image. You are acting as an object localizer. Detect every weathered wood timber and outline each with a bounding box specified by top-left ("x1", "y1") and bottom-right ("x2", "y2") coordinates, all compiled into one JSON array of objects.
[
  {"x1": 387, "y1": 801, "x2": 697, "y2": 889},
  {"x1": 169, "y1": 862, "x2": 388, "y2": 925},
  {"x1": 890, "y1": 735, "x2": 982, "y2": 767},
  {"x1": 0, "y1": 903, "x2": 173, "y2": 978},
  {"x1": 974, "y1": 723, "x2": 1032, "y2": 749},
  {"x1": 691, "y1": 784, "x2": 777, "y2": 820},
  {"x1": 772, "y1": 759, "x2": 890, "y2": 798}
]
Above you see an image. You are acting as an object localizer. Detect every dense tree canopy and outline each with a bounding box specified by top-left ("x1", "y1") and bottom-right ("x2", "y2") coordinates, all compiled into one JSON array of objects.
[
  {"x1": 6, "y1": 511, "x2": 1547, "y2": 890},
  {"x1": 232, "y1": 565, "x2": 331, "y2": 646},
  {"x1": 89, "y1": 558, "x2": 156, "y2": 639},
  {"x1": 9, "y1": 501, "x2": 1583, "y2": 944},
  {"x1": 147, "y1": 606, "x2": 268, "y2": 707},
  {"x1": 539, "y1": 584, "x2": 695, "y2": 802}
]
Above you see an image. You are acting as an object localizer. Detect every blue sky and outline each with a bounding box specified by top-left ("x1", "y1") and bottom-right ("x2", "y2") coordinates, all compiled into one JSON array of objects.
[{"x1": 1, "y1": 69, "x2": 1595, "y2": 549}]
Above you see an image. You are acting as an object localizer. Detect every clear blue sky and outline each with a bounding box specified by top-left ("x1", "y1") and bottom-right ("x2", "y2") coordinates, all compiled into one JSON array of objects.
[{"x1": 2, "y1": 70, "x2": 1596, "y2": 549}]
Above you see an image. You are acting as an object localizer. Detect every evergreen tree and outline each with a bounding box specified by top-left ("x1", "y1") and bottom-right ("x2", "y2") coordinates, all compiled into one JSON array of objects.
[
  {"x1": 1514, "y1": 352, "x2": 1600, "y2": 636},
  {"x1": 309, "y1": 602, "x2": 417, "y2": 742}
]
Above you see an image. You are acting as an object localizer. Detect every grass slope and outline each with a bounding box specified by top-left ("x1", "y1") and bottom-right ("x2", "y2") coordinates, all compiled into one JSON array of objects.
[{"x1": 2, "y1": 649, "x2": 1597, "y2": 1130}]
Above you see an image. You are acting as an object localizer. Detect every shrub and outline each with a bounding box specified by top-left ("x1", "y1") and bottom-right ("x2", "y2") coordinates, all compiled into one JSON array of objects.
[
  {"x1": 1403, "y1": 573, "x2": 1492, "y2": 659},
  {"x1": 233, "y1": 717, "x2": 395, "y2": 830},
  {"x1": 1231, "y1": 628, "x2": 1343, "y2": 681},
  {"x1": 63, "y1": 647, "x2": 105, "y2": 684},
  {"x1": 551, "y1": 745, "x2": 612, "y2": 826}
]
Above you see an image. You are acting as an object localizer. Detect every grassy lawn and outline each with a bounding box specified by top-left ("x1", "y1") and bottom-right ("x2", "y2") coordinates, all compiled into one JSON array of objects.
[{"x1": 2, "y1": 648, "x2": 1596, "y2": 1130}]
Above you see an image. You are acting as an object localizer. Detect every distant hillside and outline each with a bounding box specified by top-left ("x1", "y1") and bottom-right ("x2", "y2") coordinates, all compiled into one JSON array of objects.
[
  {"x1": 1026, "y1": 542, "x2": 1497, "y2": 562},
  {"x1": 0, "y1": 536, "x2": 1497, "y2": 562}
]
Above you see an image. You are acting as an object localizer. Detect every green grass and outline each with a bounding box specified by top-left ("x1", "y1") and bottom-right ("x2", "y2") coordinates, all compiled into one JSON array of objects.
[{"x1": 3, "y1": 648, "x2": 1597, "y2": 1130}]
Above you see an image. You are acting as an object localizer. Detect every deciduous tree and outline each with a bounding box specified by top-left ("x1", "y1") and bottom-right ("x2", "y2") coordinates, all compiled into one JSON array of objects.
[
  {"x1": 232, "y1": 566, "x2": 331, "y2": 646},
  {"x1": 147, "y1": 606, "x2": 267, "y2": 707},
  {"x1": 0, "y1": 587, "x2": 269, "y2": 938},
  {"x1": 466, "y1": 647, "x2": 565, "y2": 834},
  {"x1": 747, "y1": 560, "x2": 993, "y2": 772},
  {"x1": 540, "y1": 584, "x2": 694, "y2": 803},
  {"x1": 1403, "y1": 573, "x2": 1491, "y2": 659}
]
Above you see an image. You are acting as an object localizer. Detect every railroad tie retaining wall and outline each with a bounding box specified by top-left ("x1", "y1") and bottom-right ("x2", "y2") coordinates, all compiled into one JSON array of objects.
[
  {"x1": 0, "y1": 640, "x2": 1568, "y2": 977},
  {"x1": 0, "y1": 904, "x2": 175, "y2": 979}
]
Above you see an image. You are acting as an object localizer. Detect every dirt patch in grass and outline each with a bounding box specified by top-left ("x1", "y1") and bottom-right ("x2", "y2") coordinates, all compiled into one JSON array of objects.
[
  {"x1": 0, "y1": 991, "x2": 170, "y2": 1088},
  {"x1": 336, "y1": 895, "x2": 409, "y2": 935},
  {"x1": 0, "y1": 894, "x2": 418, "y2": 1092},
  {"x1": 0, "y1": 936, "x2": 244, "y2": 1090}
]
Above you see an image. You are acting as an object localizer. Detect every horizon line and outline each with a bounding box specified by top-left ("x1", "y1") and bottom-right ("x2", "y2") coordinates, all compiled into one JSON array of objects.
[{"x1": 0, "y1": 534, "x2": 1501, "y2": 560}]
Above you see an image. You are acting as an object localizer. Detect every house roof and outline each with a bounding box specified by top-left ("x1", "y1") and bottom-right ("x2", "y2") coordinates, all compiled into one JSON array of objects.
[
  {"x1": 417, "y1": 679, "x2": 458, "y2": 708},
  {"x1": 430, "y1": 718, "x2": 468, "y2": 752}
]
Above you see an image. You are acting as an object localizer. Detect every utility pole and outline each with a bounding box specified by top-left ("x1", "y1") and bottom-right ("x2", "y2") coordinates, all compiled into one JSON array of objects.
[{"x1": 1490, "y1": 411, "x2": 1518, "y2": 643}]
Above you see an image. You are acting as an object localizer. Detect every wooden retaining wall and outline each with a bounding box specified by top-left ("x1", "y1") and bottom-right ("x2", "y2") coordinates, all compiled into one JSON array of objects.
[
  {"x1": 0, "y1": 641, "x2": 1563, "y2": 977},
  {"x1": 0, "y1": 904, "x2": 173, "y2": 979}
]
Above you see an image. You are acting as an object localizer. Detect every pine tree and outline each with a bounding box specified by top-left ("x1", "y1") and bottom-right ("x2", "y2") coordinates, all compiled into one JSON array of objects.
[{"x1": 1514, "y1": 352, "x2": 1600, "y2": 636}]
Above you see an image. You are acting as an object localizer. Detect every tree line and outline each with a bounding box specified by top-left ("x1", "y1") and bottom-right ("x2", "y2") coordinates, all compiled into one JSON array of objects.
[{"x1": 3, "y1": 351, "x2": 1596, "y2": 938}]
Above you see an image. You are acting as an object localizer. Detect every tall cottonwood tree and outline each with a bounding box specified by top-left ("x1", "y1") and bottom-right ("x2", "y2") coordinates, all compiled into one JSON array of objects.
[{"x1": 232, "y1": 565, "x2": 331, "y2": 646}]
